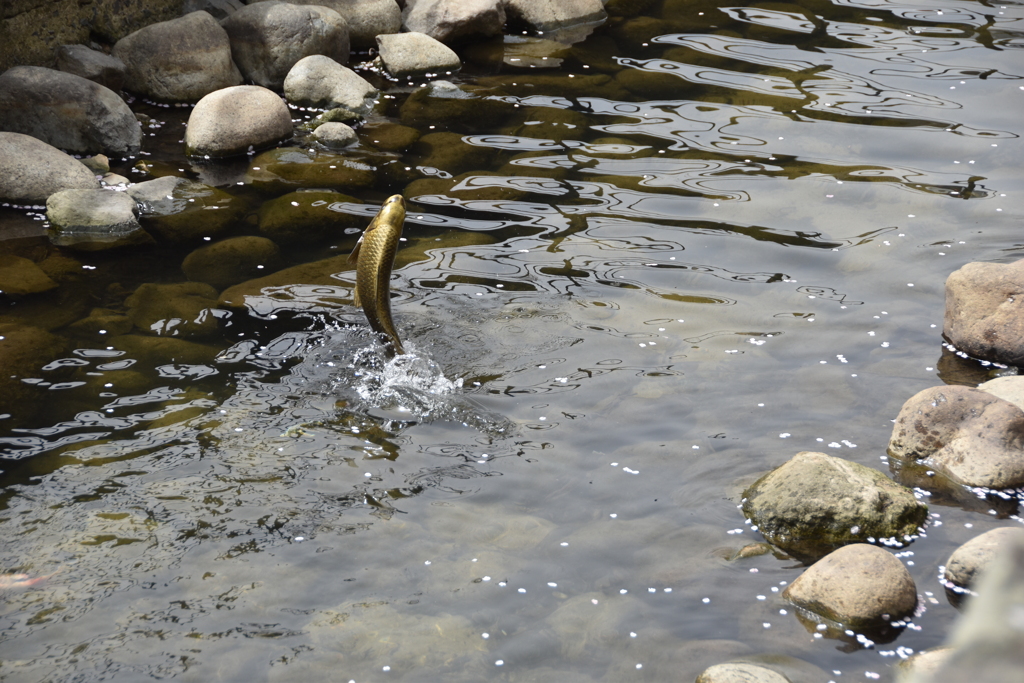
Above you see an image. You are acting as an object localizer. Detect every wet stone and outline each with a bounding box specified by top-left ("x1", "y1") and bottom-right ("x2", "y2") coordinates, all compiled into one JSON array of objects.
[
  {"x1": 127, "y1": 176, "x2": 246, "y2": 244},
  {"x1": 741, "y1": 451, "x2": 928, "y2": 561},
  {"x1": 246, "y1": 147, "x2": 377, "y2": 193},
  {"x1": 55, "y1": 44, "x2": 126, "y2": 92},
  {"x1": 185, "y1": 85, "x2": 293, "y2": 158},
  {"x1": 475, "y1": 72, "x2": 631, "y2": 101},
  {"x1": 943, "y1": 527, "x2": 1024, "y2": 597},
  {"x1": 46, "y1": 189, "x2": 151, "y2": 251},
  {"x1": 398, "y1": 79, "x2": 511, "y2": 131},
  {"x1": 181, "y1": 0, "x2": 244, "y2": 21},
  {"x1": 125, "y1": 282, "x2": 222, "y2": 339},
  {"x1": 182, "y1": 236, "x2": 282, "y2": 292},
  {"x1": 0, "y1": 255, "x2": 58, "y2": 296},
  {"x1": 283, "y1": 55, "x2": 379, "y2": 114},
  {"x1": 218, "y1": 253, "x2": 355, "y2": 309},
  {"x1": 783, "y1": 543, "x2": 917, "y2": 632},
  {"x1": 895, "y1": 648, "x2": 952, "y2": 683},
  {"x1": 66, "y1": 307, "x2": 134, "y2": 337},
  {"x1": 257, "y1": 190, "x2": 364, "y2": 245},
  {"x1": 616, "y1": 66, "x2": 695, "y2": 100},
  {"x1": 376, "y1": 31, "x2": 461, "y2": 79},
  {"x1": 312, "y1": 122, "x2": 358, "y2": 149},
  {"x1": 360, "y1": 122, "x2": 421, "y2": 152},
  {"x1": 297, "y1": 107, "x2": 363, "y2": 134}
]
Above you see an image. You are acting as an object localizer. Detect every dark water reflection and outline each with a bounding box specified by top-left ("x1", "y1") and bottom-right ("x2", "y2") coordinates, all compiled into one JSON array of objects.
[{"x1": 2, "y1": 1, "x2": 1024, "y2": 681}]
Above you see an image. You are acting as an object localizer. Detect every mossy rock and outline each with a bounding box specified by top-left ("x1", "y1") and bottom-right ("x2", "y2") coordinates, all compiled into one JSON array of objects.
[
  {"x1": 0, "y1": 254, "x2": 58, "y2": 295},
  {"x1": 360, "y1": 122, "x2": 422, "y2": 152},
  {"x1": 246, "y1": 147, "x2": 376, "y2": 193},
  {"x1": 475, "y1": 73, "x2": 631, "y2": 101},
  {"x1": 131, "y1": 177, "x2": 247, "y2": 244},
  {"x1": 182, "y1": 236, "x2": 282, "y2": 291},
  {"x1": 258, "y1": 190, "x2": 365, "y2": 245},
  {"x1": 66, "y1": 307, "x2": 134, "y2": 337},
  {"x1": 508, "y1": 106, "x2": 593, "y2": 144},
  {"x1": 398, "y1": 82, "x2": 511, "y2": 131},
  {"x1": 125, "y1": 281, "x2": 221, "y2": 339},
  {"x1": 0, "y1": 323, "x2": 69, "y2": 427},
  {"x1": 411, "y1": 131, "x2": 498, "y2": 175},
  {"x1": 219, "y1": 253, "x2": 356, "y2": 309}
]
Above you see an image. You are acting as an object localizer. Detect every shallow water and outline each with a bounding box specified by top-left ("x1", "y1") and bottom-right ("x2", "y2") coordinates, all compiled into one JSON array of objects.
[{"x1": 2, "y1": 1, "x2": 1024, "y2": 681}]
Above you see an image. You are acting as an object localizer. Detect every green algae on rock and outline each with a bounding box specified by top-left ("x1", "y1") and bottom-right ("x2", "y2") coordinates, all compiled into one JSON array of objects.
[
  {"x1": 182, "y1": 236, "x2": 282, "y2": 291},
  {"x1": 258, "y1": 190, "x2": 365, "y2": 245}
]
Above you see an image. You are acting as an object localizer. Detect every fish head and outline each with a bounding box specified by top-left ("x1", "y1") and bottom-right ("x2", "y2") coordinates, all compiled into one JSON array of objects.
[{"x1": 377, "y1": 194, "x2": 406, "y2": 229}]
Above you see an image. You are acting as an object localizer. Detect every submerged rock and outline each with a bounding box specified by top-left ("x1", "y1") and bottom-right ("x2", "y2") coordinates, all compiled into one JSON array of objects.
[
  {"x1": 182, "y1": 236, "x2": 282, "y2": 291},
  {"x1": 55, "y1": 44, "x2": 127, "y2": 92},
  {"x1": 127, "y1": 175, "x2": 247, "y2": 243},
  {"x1": 113, "y1": 11, "x2": 242, "y2": 102},
  {"x1": 0, "y1": 324, "x2": 69, "y2": 427},
  {"x1": 246, "y1": 147, "x2": 376, "y2": 193},
  {"x1": 257, "y1": 190, "x2": 364, "y2": 244},
  {"x1": 888, "y1": 384, "x2": 1024, "y2": 489},
  {"x1": 222, "y1": 1, "x2": 350, "y2": 90},
  {"x1": 783, "y1": 544, "x2": 917, "y2": 632},
  {"x1": 402, "y1": 0, "x2": 505, "y2": 45},
  {"x1": 0, "y1": 255, "x2": 58, "y2": 296},
  {"x1": 944, "y1": 259, "x2": 1024, "y2": 366},
  {"x1": 46, "y1": 189, "x2": 151, "y2": 251},
  {"x1": 696, "y1": 662, "x2": 789, "y2": 683},
  {"x1": 399, "y1": 79, "x2": 509, "y2": 131},
  {"x1": 360, "y1": 122, "x2": 421, "y2": 151},
  {"x1": 0, "y1": 66, "x2": 141, "y2": 156},
  {"x1": 410, "y1": 130, "x2": 495, "y2": 175},
  {"x1": 184, "y1": 85, "x2": 293, "y2": 158},
  {"x1": 125, "y1": 282, "x2": 221, "y2": 339},
  {"x1": 376, "y1": 32, "x2": 461, "y2": 79},
  {"x1": 283, "y1": 55, "x2": 379, "y2": 114},
  {"x1": 0, "y1": 132, "x2": 99, "y2": 204},
  {"x1": 741, "y1": 451, "x2": 928, "y2": 560},
  {"x1": 942, "y1": 527, "x2": 1024, "y2": 599}
]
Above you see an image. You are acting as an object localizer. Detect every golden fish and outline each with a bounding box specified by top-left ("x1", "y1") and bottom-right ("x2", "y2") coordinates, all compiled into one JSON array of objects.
[{"x1": 348, "y1": 194, "x2": 407, "y2": 356}]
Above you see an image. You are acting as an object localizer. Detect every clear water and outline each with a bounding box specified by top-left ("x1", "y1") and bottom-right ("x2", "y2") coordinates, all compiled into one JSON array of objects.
[{"x1": 2, "y1": 1, "x2": 1023, "y2": 681}]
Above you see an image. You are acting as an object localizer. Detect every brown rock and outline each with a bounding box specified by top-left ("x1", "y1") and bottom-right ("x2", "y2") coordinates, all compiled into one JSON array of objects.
[{"x1": 944, "y1": 259, "x2": 1024, "y2": 366}]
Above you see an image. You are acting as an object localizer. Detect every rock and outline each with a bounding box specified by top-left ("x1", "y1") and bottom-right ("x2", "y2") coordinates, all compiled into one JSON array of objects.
[
  {"x1": 257, "y1": 190, "x2": 364, "y2": 245},
  {"x1": 0, "y1": 324, "x2": 69, "y2": 427},
  {"x1": 944, "y1": 259, "x2": 1024, "y2": 366},
  {"x1": 942, "y1": 527, "x2": 1024, "y2": 597},
  {"x1": 299, "y1": 107, "x2": 363, "y2": 131},
  {"x1": 184, "y1": 85, "x2": 292, "y2": 158},
  {"x1": 361, "y1": 122, "x2": 421, "y2": 151},
  {"x1": 125, "y1": 282, "x2": 222, "y2": 339},
  {"x1": 504, "y1": 0, "x2": 607, "y2": 32},
  {"x1": 411, "y1": 131, "x2": 495, "y2": 175},
  {"x1": 783, "y1": 544, "x2": 917, "y2": 631},
  {"x1": 402, "y1": 0, "x2": 505, "y2": 45},
  {"x1": 113, "y1": 11, "x2": 242, "y2": 102},
  {"x1": 221, "y1": 1, "x2": 350, "y2": 90},
  {"x1": 312, "y1": 122, "x2": 358, "y2": 149},
  {"x1": 376, "y1": 32, "x2": 461, "y2": 79},
  {"x1": 81, "y1": 155, "x2": 110, "y2": 174},
  {"x1": 55, "y1": 45, "x2": 127, "y2": 92},
  {"x1": 476, "y1": 71, "x2": 630, "y2": 100},
  {"x1": 741, "y1": 451, "x2": 928, "y2": 561},
  {"x1": 287, "y1": 0, "x2": 401, "y2": 50},
  {"x1": 913, "y1": 533, "x2": 1024, "y2": 683},
  {"x1": 888, "y1": 385, "x2": 1024, "y2": 489},
  {"x1": 66, "y1": 308, "x2": 134, "y2": 337},
  {"x1": 399, "y1": 79, "x2": 510, "y2": 131},
  {"x1": 127, "y1": 176, "x2": 246, "y2": 244},
  {"x1": 977, "y1": 374, "x2": 1024, "y2": 410},
  {"x1": 0, "y1": 255, "x2": 59, "y2": 296},
  {"x1": 46, "y1": 189, "x2": 151, "y2": 251},
  {"x1": 283, "y1": 55, "x2": 378, "y2": 114},
  {"x1": 218, "y1": 253, "x2": 355, "y2": 309},
  {"x1": 182, "y1": 236, "x2": 282, "y2": 291},
  {"x1": 0, "y1": 132, "x2": 99, "y2": 204},
  {"x1": 0, "y1": 66, "x2": 140, "y2": 156},
  {"x1": 107, "y1": 333, "x2": 219, "y2": 367},
  {"x1": 696, "y1": 662, "x2": 789, "y2": 683},
  {"x1": 896, "y1": 648, "x2": 953, "y2": 683},
  {"x1": 181, "y1": 0, "x2": 245, "y2": 21},
  {"x1": 510, "y1": 105, "x2": 591, "y2": 143},
  {"x1": 246, "y1": 147, "x2": 376, "y2": 193}
]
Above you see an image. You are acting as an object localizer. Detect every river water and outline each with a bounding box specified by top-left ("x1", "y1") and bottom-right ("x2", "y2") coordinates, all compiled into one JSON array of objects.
[{"x1": 2, "y1": 1, "x2": 1023, "y2": 681}]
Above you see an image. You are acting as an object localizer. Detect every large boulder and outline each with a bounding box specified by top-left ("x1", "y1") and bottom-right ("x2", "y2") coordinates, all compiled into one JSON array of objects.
[
  {"x1": 944, "y1": 258, "x2": 1024, "y2": 366},
  {"x1": 185, "y1": 85, "x2": 293, "y2": 158},
  {"x1": 55, "y1": 45, "x2": 127, "y2": 92},
  {"x1": 942, "y1": 527, "x2": 1024, "y2": 598},
  {"x1": 0, "y1": 66, "x2": 140, "y2": 156},
  {"x1": 257, "y1": 189, "x2": 364, "y2": 244},
  {"x1": 221, "y1": 1, "x2": 350, "y2": 90},
  {"x1": 376, "y1": 32, "x2": 461, "y2": 79},
  {"x1": 741, "y1": 451, "x2": 929, "y2": 561},
  {"x1": 402, "y1": 0, "x2": 505, "y2": 45},
  {"x1": 127, "y1": 175, "x2": 248, "y2": 243},
  {"x1": 283, "y1": 55, "x2": 379, "y2": 114},
  {"x1": 46, "y1": 188, "x2": 151, "y2": 251},
  {"x1": 182, "y1": 0, "x2": 245, "y2": 21},
  {"x1": 0, "y1": 132, "x2": 99, "y2": 204},
  {"x1": 504, "y1": 0, "x2": 607, "y2": 32},
  {"x1": 284, "y1": 0, "x2": 401, "y2": 49},
  {"x1": 182, "y1": 236, "x2": 282, "y2": 291},
  {"x1": 888, "y1": 385, "x2": 1024, "y2": 489},
  {"x1": 113, "y1": 11, "x2": 242, "y2": 102},
  {"x1": 783, "y1": 544, "x2": 918, "y2": 632}
]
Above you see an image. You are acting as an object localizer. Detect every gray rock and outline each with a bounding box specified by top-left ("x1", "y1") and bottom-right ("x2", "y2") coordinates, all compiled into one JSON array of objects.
[
  {"x1": 0, "y1": 132, "x2": 99, "y2": 204},
  {"x1": 127, "y1": 175, "x2": 247, "y2": 243},
  {"x1": 910, "y1": 533, "x2": 1024, "y2": 683},
  {"x1": 741, "y1": 451, "x2": 928, "y2": 561},
  {"x1": 944, "y1": 258, "x2": 1024, "y2": 366},
  {"x1": 182, "y1": 236, "x2": 282, "y2": 291},
  {"x1": 978, "y1": 375, "x2": 1024, "y2": 411},
  {"x1": 113, "y1": 11, "x2": 242, "y2": 102},
  {"x1": 896, "y1": 648, "x2": 953, "y2": 683},
  {"x1": 185, "y1": 85, "x2": 293, "y2": 158},
  {"x1": 783, "y1": 544, "x2": 917, "y2": 631},
  {"x1": 283, "y1": 55, "x2": 379, "y2": 113},
  {"x1": 943, "y1": 527, "x2": 1024, "y2": 596},
  {"x1": 312, "y1": 122, "x2": 358, "y2": 149},
  {"x1": 504, "y1": 0, "x2": 607, "y2": 32},
  {"x1": 221, "y1": 1, "x2": 350, "y2": 90},
  {"x1": 282, "y1": 0, "x2": 401, "y2": 49},
  {"x1": 182, "y1": 0, "x2": 245, "y2": 21},
  {"x1": 696, "y1": 663, "x2": 789, "y2": 683},
  {"x1": 55, "y1": 45, "x2": 127, "y2": 92},
  {"x1": 46, "y1": 188, "x2": 151, "y2": 251},
  {"x1": 402, "y1": 0, "x2": 505, "y2": 45},
  {"x1": 888, "y1": 385, "x2": 1024, "y2": 489},
  {"x1": 376, "y1": 32, "x2": 461, "y2": 79},
  {"x1": 0, "y1": 66, "x2": 140, "y2": 156}
]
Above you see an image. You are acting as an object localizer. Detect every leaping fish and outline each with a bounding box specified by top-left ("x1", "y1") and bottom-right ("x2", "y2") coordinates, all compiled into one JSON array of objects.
[{"x1": 348, "y1": 195, "x2": 407, "y2": 357}]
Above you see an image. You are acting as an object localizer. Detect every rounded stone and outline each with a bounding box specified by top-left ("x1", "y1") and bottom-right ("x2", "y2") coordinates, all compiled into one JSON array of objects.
[
  {"x1": 696, "y1": 663, "x2": 789, "y2": 683},
  {"x1": 127, "y1": 175, "x2": 247, "y2": 243},
  {"x1": 258, "y1": 190, "x2": 364, "y2": 244},
  {"x1": 313, "y1": 122, "x2": 358, "y2": 149},
  {"x1": 185, "y1": 85, "x2": 293, "y2": 158},
  {"x1": 944, "y1": 527, "x2": 1024, "y2": 594},
  {"x1": 283, "y1": 55, "x2": 379, "y2": 114},
  {"x1": 0, "y1": 132, "x2": 99, "y2": 204},
  {"x1": 402, "y1": 0, "x2": 506, "y2": 45},
  {"x1": 376, "y1": 31, "x2": 461, "y2": 79},
  {"x1": 944, "y1": 258, "x2": 1024, "y2": 366},
  {"x1": 783, "y1": 544, "x2": 917, "y2": 630},
  {"x1": 0, "y1": 324, "x2": 69, "y2": 427},
  {"x1": 182, "y1": 236, "x2": 282, "y2": 291},
  {"x1": 0, "y1": 255, "x2": 58, "y2": 296},
  {"x1": 125, "y1": 282, "x2": 221, "y2": 339},
  {"x1": 46, "y1": 189, "x2": 150, "y2": 251}
]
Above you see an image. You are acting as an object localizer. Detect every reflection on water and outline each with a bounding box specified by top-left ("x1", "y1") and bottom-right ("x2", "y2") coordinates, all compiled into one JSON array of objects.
[{"x1": 2, "y1": 1, "x2": 1024, "y2": 680}]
